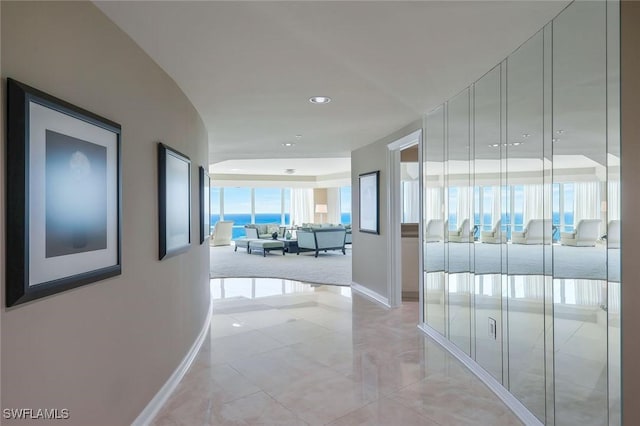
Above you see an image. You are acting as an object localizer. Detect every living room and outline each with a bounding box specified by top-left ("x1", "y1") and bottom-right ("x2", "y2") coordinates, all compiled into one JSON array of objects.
[{"x1": 208, "y1": 157, "x2": 353, "y2": 286}]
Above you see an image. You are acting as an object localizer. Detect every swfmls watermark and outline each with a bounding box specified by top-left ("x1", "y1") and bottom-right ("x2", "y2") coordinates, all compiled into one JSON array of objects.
[{"x1": 3, "y1": 408, "x2": 70, "y2": 420}]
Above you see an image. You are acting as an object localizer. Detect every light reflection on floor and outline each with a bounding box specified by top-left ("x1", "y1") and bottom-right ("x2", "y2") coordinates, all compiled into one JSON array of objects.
[{"x1": 210, "y1": 277, "x2": 352, "y2": 300}]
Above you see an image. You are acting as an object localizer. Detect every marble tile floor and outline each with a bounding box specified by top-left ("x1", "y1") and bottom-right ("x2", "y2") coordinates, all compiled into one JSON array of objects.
[{"x1": 152, "y1": 278, "x2": 522, "y2": 426}]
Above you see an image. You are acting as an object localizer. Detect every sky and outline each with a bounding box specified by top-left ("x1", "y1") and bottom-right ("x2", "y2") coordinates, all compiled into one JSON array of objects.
[{"x1": 211, "y1": 186, "x2": 352, "y2": 215}]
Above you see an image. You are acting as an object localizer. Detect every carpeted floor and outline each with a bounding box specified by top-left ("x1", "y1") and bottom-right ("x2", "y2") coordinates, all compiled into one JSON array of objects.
[
  {"x1": 425, "y1": 242, "x2": 620, "y2": 282},
  {"x1": 210, "y1": 244, "x2": 352, "y2": 286}
]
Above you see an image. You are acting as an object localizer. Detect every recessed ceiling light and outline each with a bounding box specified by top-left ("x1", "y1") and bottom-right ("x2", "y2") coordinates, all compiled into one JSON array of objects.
[
  {"x1": 295, "y1": 134, "x2": 302, "y2": 139},
  {"x1": 552, "y1": 138, "x2": 560, "y2": 143},
  {"x1": 285, "y1": 168, "x2": 296, "y2": 174},
  {"x1": 556, "y1": 130, "x2": 564, "y2": 135},
  {"x1": 513, "y1": 142, "x2": 521, "y2": 146},
  {"x1": 489, "y1": 144, "x2": 499, "y2": 148},
  {"x1": 282, "y1": 142, "x2": 296, "y2": 147},
  {"x1": 309, "y1": 96, "x2": 331, "y2": 104},
  {"x1": 522, "y1": 133, "x2": 531, "y2": 138}
]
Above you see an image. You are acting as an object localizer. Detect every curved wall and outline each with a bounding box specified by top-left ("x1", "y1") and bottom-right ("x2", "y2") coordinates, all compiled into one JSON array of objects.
[{"x1": 1, "y1": 2, "x2": 210, "y2": 424}]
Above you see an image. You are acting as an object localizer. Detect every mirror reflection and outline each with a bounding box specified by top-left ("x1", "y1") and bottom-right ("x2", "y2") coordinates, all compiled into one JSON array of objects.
[{"x1": 420, "y1": 0, "x2": 619, "y2": 424}]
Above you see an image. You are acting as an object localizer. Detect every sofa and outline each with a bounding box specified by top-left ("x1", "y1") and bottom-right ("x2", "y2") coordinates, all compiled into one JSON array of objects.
[
  {"x1": 560, "y1": 219, "x2": 601, "y2": 247},
  {"x1": 244, "y1": 223, "x2": 284, "y2": 239},
  {"x1": 296, "y1": 227, "x2": 347, "y2": 257}
]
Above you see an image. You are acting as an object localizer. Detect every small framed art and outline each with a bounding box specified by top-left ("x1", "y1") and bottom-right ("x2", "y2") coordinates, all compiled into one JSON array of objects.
[
  {"x1": 6, "y1": 78, "x2": 122, "y2": 307},
  {"x1": 358, "y1": 170, "x2": 380, "y2": 235},
  {"x1": 199, "y1": 166, "x2": 211, "y2": 244},
  {"x1": 158, "y1": 143, "x2": 191, "y2": 259}
]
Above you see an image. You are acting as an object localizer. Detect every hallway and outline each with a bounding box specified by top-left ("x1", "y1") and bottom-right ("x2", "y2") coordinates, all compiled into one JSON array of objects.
[{"x1": 152, "y1": 279, "x2": 520, "y2": 425}]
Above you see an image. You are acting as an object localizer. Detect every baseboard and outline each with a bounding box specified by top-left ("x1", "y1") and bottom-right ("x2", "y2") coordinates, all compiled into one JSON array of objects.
[
  {"x1": 351, "y1": 282, "x2": 391, "y2": 308},
  {"x1": 402, "y1": 291, "x2": 419, "y2": 301},
  {"x1": 417, "y1": 324, "x2": 543, "y2": 426},
  {"x1": 132, "y1": 300, "x2": 213, "y2": 426}
]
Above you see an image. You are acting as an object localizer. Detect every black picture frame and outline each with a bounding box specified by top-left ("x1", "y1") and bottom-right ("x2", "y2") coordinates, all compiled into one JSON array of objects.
[
  {"x1": 359, "y1": 170, "x2": 380, "y2": 234},
  {"x1": 199, "y1": 166, "x2": 211, "y2": 244},
  {"x1": 6, "y1": 78, "x2": 122, "y2": 307},
  {"x1": 158, "y1": 143, "x2": 191, "y2": 259}
]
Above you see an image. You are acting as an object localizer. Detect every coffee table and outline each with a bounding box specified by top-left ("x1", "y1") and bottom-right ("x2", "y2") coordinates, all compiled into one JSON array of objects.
[{"x1": 278, "y1": 238, "x2": 299, "y2": 254}]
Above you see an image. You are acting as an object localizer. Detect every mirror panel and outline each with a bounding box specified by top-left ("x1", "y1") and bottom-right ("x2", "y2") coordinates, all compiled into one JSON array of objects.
[
  {"x1": 424, "y1": 106, "x2": 446, "y2": 335},
  {"x1": 447, "y1": 89, "x2": 472, "y2": 355},
  {"x1": 473, "y1": 65, "x2": 503, "y2": 382},
  {"x1": 419, "y1": 2, "x2": 620, "y2": 424},
  {"x1": 506, "y1": 29, "x2": 547, "y2": 421},
  {"x1": 607, "y1": 1, "x2": 621, "y2": 424},
  {"x1": 553, "y1": 2, "x2": 609, "y2": 424}
]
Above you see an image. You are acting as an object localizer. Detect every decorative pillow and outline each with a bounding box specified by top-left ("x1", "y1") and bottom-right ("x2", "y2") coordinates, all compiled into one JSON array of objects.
[{"x1": 267, "y1": 225, "x2": 280, "y2": 235}]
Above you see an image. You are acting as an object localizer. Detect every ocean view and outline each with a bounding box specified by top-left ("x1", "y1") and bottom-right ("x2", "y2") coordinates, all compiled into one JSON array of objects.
[{"x1": 212, "y1": 213, "x2": 352, "y2": 240}]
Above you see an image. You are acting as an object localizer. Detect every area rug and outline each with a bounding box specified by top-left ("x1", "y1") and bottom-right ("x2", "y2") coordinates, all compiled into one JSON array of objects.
[
  {"x1": 210, "y1": 245, "x2": 352, "y2": 286},
  {"x1": 424, "y1": 242, "x2": 620, "y2": 282}
]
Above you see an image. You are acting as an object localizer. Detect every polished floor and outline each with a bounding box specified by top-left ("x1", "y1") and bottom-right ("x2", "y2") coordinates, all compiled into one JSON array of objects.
[{"x1": 152, "y1": 278, "x2": 521, "y2": 425}]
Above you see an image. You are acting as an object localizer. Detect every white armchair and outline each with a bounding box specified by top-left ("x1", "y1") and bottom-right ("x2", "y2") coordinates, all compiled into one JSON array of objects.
[
  {"x1": 512, "y1": 219, "x2": 546, "y2": 245},
  {"x1": 210, "y1": 221, "x2": 234, "y2": 246},
  {"x1": 480, "y1": 219, "x2": 505, "y2": 244},
  {"x1": 560, "y1": 219, "x2": 601, "y2": 247},
  {"x1": 425, "y1": 219, "x2": 445, "y2": 243},
  {"x1": 607, "y1": 220, "x2": 620, "y2": 249},
  {"x1": 449, "y1": 218, "x2": 471, "y2": 243}
]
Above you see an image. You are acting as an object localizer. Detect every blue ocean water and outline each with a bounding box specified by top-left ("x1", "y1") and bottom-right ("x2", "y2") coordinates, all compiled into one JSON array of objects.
[{"x1": 212, "y1": 213, "x2": 352, "y2": 240}]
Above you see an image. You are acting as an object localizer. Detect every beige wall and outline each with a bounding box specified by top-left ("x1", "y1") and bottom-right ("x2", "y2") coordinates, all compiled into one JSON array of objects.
[
  {"x1": 1, "y1": 2, "x2": 210, "y2": 424},
  {"x1": 621, "y1": 2, "x2": 640, "y2": 424},
  {"x1": 313, "y1": 188, "x2": 328, "y2": 223},
  {"x1": 351, "y1": 120, "x2": 421, "y2": 298}
]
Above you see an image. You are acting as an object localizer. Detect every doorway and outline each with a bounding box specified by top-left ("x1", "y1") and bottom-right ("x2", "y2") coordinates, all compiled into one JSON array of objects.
[{"x1": 386, "y1": 129, "x2": 422, "y2": 309}]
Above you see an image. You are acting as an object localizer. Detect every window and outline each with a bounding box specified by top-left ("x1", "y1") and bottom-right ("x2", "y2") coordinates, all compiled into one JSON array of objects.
[
  {"x1": 340, "y1": 186, "x2": 351, "y2": 224},
  {"x1": 211, "y1": 186, "x2": 294, "y2": 239},
  {"x1": 223, "y1": 187, "x2": 251, "y2": 240},
  {"x1": 210, "y1": 187, "x2": 221, "y2": 234},
  {"x1": 254, "y1": 188, "x2": 282, "y2": 224}
]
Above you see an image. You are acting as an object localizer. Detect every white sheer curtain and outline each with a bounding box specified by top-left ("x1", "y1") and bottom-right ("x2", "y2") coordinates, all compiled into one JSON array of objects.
[
  {"x1": 326, "y1": 187, "x2": 341, "y2": 224},
  {"x1": 456, "y1": 186, "x2": 471, "y2": 223},
  {"x1": 523, "y1": 184, "x2": 544, "y2": 224},
  {"x1": 425, "y1": 187, "x2": 442, "y2": 220},
  {"x1": 608, "y1": 180, "x2": 620, "y2": 221},
  {"x1": 574, "y1": 181, "x2": 601, "y2": 223},
  {"x1": 290, "y1": 188, "x2": 314, "y2": 226},
  {"x1": 491, "y1": 186, "x2": 501, "y2": 226},
  {"x1": 402, "y1": 180, "x2": 420, "y2": 223}
]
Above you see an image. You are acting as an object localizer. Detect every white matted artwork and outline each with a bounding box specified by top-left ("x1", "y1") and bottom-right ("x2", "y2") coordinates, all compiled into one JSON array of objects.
[
  {"x1": 359, "y1": 171, "x2": 380, "y2": 234},
  {"x1": 6, "y1": 79, "x2": 122, "y2": 307},
  {"x1": 158, "y1": 143, "x2": 191, "y2": 259}
]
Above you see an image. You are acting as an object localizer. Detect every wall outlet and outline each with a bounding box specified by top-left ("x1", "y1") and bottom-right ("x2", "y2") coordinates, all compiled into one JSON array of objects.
[{"x1": 488, "y1": 317, "x2": 497, "y2": 340}]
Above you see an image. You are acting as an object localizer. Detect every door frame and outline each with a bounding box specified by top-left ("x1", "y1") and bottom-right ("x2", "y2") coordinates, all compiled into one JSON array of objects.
[{"x1": 386, "y1": 129, "x2": 423, "y2": 309}]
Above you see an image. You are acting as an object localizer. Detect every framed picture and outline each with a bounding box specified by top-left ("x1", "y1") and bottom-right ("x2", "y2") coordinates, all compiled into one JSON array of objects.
[
  {"x1": 6, "y1": 79, "x2": 122, "y2": 307},
  {"x1": 199, "y1": 166, "x2": 211, "y2": 244},
  {"x1": 158, "y1": 143, "x2": 191, "y2": 259},
  {"x1": 359, "y1": 171, "x2": 380, "y2": 234}
]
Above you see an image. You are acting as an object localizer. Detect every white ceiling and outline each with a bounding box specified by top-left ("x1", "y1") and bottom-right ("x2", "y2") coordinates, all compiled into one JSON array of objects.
[
  {"x1": 95, "y1": 1, "x2": 570, "y2": 170},
  {"x1": 211, "y1": 157, "x2": 351, "y2": 176}
]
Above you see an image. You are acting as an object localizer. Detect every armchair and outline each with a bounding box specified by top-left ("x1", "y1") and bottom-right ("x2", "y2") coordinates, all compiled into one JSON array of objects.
[
  {"x1": 560, "y1": 219, "x2": 601, "y2": 247},
  {"x1": 607, "y1": 220, "x2": 620, "y2": 249},
  {"x1": 425, "y1": 219, "x2": 445, "y2": 243},
  {"x1": 480, "y1": 219, "x2": 505, "y2": 244},
  {"x1": 449, "y1": 219, "x2": 471, "y2": 243},
  {"x1": 511, "y1": 219, "x2": 546, "y2": 245},
  {"x1": 210, "y1": 221, "x2": 234, "y2": 246}
]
